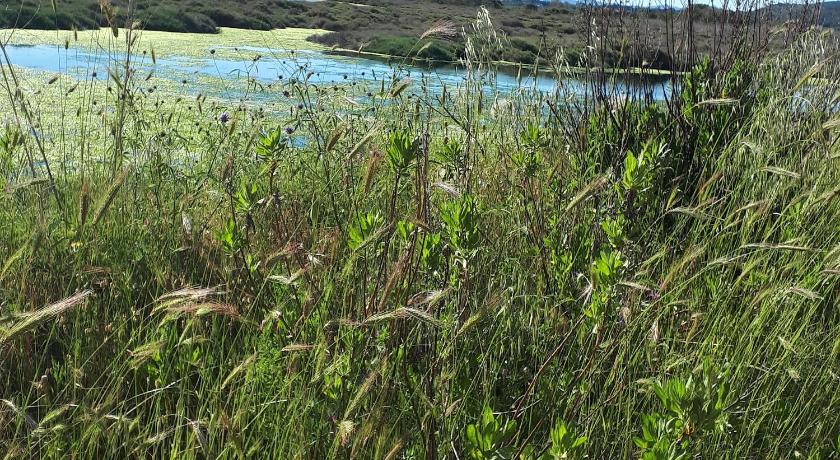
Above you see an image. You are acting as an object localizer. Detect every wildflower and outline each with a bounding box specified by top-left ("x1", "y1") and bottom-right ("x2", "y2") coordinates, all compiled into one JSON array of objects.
[
  {"x1": 297, "y1": 103, "x2": 304, "y2": 110},
  {"x1": 647, "y1": 281, "x2": 664, "y2": 301},
  {"x1": 283, "y1": 90, "x2": 290, "y2": 97},
  {"x1": 219, "y1": 111, "x2": 230, "y2": 124},
  {"x1": 284, "y1": 127, "x2": 295, "y2": 135}
]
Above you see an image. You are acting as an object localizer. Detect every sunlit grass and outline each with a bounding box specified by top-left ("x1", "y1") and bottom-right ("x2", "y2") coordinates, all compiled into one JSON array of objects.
[
  {"x1": 0, "y1": 9, "x2": 838, "y2": 460},
  {"x1": 1, "y1": 27, "x2": 329, "y2": 59}
]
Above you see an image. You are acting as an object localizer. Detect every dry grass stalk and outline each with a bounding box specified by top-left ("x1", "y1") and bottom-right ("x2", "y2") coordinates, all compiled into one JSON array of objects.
[
  {"x1": 1, "y1": 290, "x2": 93, "y2": 346},
  {"x1": 154, "y1": 286, "x2": 239, "y2": 319},
  {"x1": 420, "y1": 21, "x2": 459, "y2": 40}
]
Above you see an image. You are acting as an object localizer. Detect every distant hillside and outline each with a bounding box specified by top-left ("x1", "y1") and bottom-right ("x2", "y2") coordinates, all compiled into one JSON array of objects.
[
  {"x1": 0, "y1": 0, "x2": 824, "y2": 70},
  {"x1": 509, "y1": 0, "x2": 838, "y2": 28},
  {"x1": 817, "y1": 1, "x2": 839, "y2": 28},
  {"x1": 0, "y1": 0, "x2": 672, "y2": 67},
  {"x1": 759, "y1": 1, "x2": 838, "y2": 29},
  {"x1": 0, "y1": 0, "x2": 312, "y2": 32}
]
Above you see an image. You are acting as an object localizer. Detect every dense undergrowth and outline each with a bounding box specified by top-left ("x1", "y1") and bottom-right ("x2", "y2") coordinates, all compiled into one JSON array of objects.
[{"x1": 1, "y1": 8, "x2": 839, "y2": 459}]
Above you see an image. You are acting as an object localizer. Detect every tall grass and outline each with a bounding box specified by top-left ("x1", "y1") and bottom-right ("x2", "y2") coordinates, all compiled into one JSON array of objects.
[{"x1": 0, "y1": 5, "x2": 839, "y2": 459}]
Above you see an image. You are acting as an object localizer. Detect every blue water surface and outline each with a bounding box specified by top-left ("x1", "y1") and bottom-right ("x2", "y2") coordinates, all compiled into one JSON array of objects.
[{"x1": 2, "y1": 43, "x2": 672, "y2": 102}]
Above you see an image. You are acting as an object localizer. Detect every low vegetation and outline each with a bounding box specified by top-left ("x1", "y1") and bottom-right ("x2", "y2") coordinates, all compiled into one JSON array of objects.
[
  {"x1": 1, "y1": 26, "x2": 330, "y2": 59},
  {"x1": 1, "y1": 5, "x2": 839, "y2": 459}
]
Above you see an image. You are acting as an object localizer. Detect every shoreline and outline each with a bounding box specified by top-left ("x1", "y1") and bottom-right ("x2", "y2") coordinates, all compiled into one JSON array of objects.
[{"x1": 326, "y1": 47, "x2": 680, "y2": 78}]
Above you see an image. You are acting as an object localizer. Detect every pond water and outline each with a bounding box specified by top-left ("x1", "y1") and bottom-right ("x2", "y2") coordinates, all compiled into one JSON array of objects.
[{"x1": 2, "y1": 43, "x2": 672, "y2": 102}]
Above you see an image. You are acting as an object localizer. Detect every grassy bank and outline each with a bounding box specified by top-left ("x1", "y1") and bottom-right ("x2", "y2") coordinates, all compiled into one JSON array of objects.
[
  {"x1": 329, "y1": 47, "x2": 677, "y2": 77},
  {"x1": 0, "y1": 27, "x2": 329, "y2": 59},
  {"x1": 1, "y1": 9, "x2": 839, "y2": 460}
]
